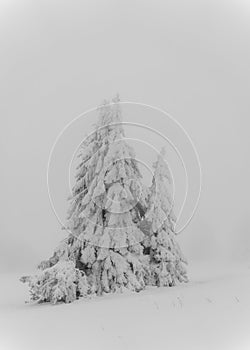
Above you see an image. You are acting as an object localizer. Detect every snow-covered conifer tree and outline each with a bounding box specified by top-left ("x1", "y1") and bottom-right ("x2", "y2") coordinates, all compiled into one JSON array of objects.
[
  {"x1": 146, "y1": 148, "x2": 188, "y2": 287},
  {"x1": 21, "y1": 96, "x2": 149, "y2": 302},
  {"x1": 70, "y1": 95, "x2": 148, "y2": 295}
]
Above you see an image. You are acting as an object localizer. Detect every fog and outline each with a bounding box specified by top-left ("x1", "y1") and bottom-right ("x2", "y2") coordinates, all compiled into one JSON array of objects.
[{"x1": 1, "y1": 0, "x2": 250, "y2": 272}]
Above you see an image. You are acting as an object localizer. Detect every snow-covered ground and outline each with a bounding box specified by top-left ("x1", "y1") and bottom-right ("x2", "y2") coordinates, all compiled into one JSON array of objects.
[{"x1": 1, "y1": 261, "x2": 250, "y2": 350}]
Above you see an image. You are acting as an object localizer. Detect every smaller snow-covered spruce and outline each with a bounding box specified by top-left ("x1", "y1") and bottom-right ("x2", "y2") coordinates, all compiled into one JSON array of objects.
[
  {"x1": 145, "y1": 148, "x2": 188, "y2": 287},
  {"x1": 21, "y1": 96, "x2": 188, "y2": 304}
]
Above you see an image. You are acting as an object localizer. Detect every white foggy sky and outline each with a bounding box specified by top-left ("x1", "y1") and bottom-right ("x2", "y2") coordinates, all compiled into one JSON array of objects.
[{"x1": 1, "y1": 0, "x2": 250, "y2": 272}]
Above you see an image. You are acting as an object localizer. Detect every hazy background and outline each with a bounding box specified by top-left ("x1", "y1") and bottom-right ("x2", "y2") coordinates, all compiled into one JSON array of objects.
[{"x1": 1, "y1": 0, "x2": 250, "y2": 273}]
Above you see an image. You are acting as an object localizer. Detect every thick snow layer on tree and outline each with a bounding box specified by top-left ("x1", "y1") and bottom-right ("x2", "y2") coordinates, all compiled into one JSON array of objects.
[{"x1": 2, "y1": 261, "x2": 250, "y2": 350}]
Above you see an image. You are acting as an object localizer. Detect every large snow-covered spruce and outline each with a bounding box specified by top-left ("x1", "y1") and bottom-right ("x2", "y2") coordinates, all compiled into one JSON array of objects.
[
  {"x1": 21, "y1": 97, "x2": 188, "y2": 304},
  {"x1": 22, "y1": 97, "x2": 150, "y2": 303},
  {"x1": 66, "y1": 96, "x2": 149, "y2": 295},
  {"x1": 146, "y1": 148, "x2": 188, "y2": 287}
]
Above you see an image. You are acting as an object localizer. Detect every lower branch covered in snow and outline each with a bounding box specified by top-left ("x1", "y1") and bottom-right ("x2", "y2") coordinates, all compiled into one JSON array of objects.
[{"x1": 20, "y1": 261, "x2": 90, "y2": 304}]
